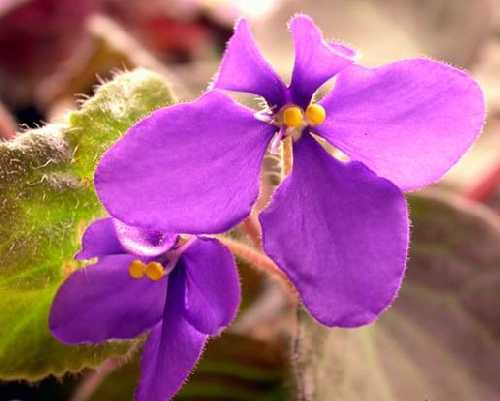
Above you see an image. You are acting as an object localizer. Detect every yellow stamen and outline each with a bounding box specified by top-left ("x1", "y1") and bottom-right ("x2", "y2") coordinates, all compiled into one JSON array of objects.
[
  {"x1": 283, "y1": 106, "x2": 304, "y2": 128},
  {"x1": 305, "y1": 103, "x2": 326, "y2": 126},
  {"x1": 145, "y1": 262, "x2": 165, "y2": 281},
  {"x1": 128, "y1": 259, "x2": 146, "y2": 279}
]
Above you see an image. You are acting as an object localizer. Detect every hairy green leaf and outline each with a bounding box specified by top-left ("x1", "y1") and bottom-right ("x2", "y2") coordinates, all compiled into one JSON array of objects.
[
  {"x1": 295, "y1": 191, "x2": 500, "y2": 401},
  {"x1": 0, "y1": 68, "x2": 175, "y2": 380}
]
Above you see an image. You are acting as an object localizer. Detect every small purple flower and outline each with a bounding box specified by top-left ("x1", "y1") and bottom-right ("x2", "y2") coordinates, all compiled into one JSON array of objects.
[
  {"x1": 94, "y1": 15, "x2": 485, "y2": 327},
  {"x1": 49, "y1": 218, "x2": 240, "y2": 401}
]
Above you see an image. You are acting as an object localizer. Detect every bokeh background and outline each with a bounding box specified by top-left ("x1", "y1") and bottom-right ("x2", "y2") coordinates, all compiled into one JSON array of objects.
[{"x1": 1, "y1": 0, "x2": 500, "y2": 400}]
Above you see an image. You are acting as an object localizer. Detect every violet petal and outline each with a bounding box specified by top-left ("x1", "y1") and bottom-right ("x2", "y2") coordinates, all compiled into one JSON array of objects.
[
  {"x1": 136, "y1": 269, "x2": 207, "y2": 401},
  {"x1": 329, "y1": 41, "x2": 358, "y2": 60},
  {"x1": 95, "y1": 90, "x2": 275, "y2": 234},
  {"x1": 317, "y1": 59, "x2": 485, "y2": 191},
  {"x1": 213, "y1": 19, "x2": 287, "y2": 109},
  {"x1": 113, "y1": 219, "x2": 177, "y2": 258},
  {"x1": 75, "y1": 217, "x2": 124, "y2": 260},
  {"x1": 289, "y1": 14, "x2": 354, "y2": 107},
  {"x1": 259, "y1": 134, "x2": 409, "y2": 327},
  {"x1": 182, "y1": 237, "x2": 240, "y2": 335},
  {"x1": 49, "y1": 254, "x2": 167, "y2": 343}
]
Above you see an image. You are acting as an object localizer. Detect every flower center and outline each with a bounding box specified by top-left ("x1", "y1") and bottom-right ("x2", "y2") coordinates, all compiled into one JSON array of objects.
[
  {"x1": 281, "y1": 103, "x2": 326, "y2": 128},
  {"x1": 127, "y1": 236, "x2": 194, "y2": 282},
  {"x1": 282, "y1": 106, "x2": 303, "y2": 128},
  {"x1": 305, "y1": 104, "x2": 326, "y2": 126},
  {"x1": 128, "y1": 260, "x2": 165, "y2": 281}
]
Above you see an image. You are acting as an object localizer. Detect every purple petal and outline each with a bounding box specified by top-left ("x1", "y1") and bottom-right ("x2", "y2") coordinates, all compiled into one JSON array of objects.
[
  {"x1": 113, "y1": 219, "x2": 177, "y2": 258},
  {"x1": 330, "y1": 41, "x2": 358, "y2": 60},
  {"x1": 49, "y1": 254, "x2": 167, "y2": 343},
  {"x1": 75, "y1": 218, "x2": 124, "y2": 260},
  {"x1": 213, "y1": 19, "x2": 287, "y2": 109},
  {"x1": 95, "y1": 90, "x2": 275, "y2": 234},
  {"x1": 259, "y1": 134, "x2": 409, "y2": 327},
  {"x1": 181, "y1": 237, "x2": 240, "y2": 335},
  {"x1": 316, "y1": 59, "x2": 485, "y2": 191},
  {"x1": 136, "y1": 270, "x2": 207, "y2": 401},
  {"x1": 289, "y1": 15, "x2": 354, "y2": 107}
]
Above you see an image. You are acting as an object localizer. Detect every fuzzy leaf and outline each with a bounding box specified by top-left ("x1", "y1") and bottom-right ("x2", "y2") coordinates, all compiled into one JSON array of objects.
[
  {"x1": 295, "y1": 190, "x2": 500, "y2": 400},
  {"x1": 67, "y1": 68, "x2": 176, "y2": 180},
  {"x1": 0, "y1": 68, "x2": 175, "y2": 380}
]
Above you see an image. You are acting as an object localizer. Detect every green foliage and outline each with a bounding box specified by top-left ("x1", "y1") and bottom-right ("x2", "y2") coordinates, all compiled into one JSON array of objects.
[
  {"x1": 294, "y1": 191, "x2": 500, "y2": 401},
  {"x1": 0, "y1": 69, "x2": 175, "y2": 380},
  {"x1": 67, "y1": 68, "x2": 176, "y2": 180}
]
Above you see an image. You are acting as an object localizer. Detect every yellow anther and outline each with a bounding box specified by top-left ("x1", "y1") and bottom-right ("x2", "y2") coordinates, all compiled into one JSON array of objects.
[
  {"x1": 128, "y1": 259, "x2": 146, "y2": 279},
  {"x1": 145, "y1": 262, "x2": 165, "y2": 281},
  {"x1": 305, "y1": 103, "x2": 326, "y2": 126},
  {"x1": 283, "y1": 106, "x2": 304, "y2": 128}
]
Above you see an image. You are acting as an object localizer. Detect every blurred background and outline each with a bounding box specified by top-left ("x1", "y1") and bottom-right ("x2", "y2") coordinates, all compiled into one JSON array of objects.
[{"x1": 1, "y1": 0, "x2": 500, "y2": 400}]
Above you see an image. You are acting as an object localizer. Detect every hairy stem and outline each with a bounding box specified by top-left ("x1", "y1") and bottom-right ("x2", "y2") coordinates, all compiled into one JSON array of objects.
[
  {"x1": 70, "y1": 355, "x2": 128, "y2": 401},
  {"x1": 292, "y1": 308, "x2": 314, "y2": 401},
  {"x1": 281, "y1": 136, "x2": 293, "y2": 179},
  {"x1": 241, "y1": 215, "x2": 262, "y2": 248},
  {"x1": 219, "y1": 236, "x2": 295, "y2": 293}
]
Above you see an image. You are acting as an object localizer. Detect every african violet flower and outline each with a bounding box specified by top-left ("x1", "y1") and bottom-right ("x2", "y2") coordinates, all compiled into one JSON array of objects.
[
  {"x1": 49, "y1": 218, "x2": 240, "y2": 401},
  {"x1": 94, "y1": 15, "x2": 485, "y2": 327}
]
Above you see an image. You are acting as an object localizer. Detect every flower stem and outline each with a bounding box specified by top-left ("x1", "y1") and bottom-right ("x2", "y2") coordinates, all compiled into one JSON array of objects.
[
  {"x1": 219, "y1": 236, "x2": 294, "y2": 292},
  {"x1": 241, "y1": 215, "x2": 262, "y2": 248},
  {"x1": 70, "y1": 355, "x2": 128, "y2": 401},
  {"x1": 281, "y1": 136, "x2": 293, "y2": 179}
]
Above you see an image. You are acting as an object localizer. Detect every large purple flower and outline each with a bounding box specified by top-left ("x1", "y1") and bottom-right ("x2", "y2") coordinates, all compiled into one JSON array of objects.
[
  {"x1": 95, "y1": 15, "x2": 485, "y2": 327},
  {"x1": 49, "y1": 218, "x2": 240, "y2": 401}
]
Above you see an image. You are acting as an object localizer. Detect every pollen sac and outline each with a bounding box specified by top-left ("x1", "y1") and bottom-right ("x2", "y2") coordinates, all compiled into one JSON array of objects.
[
  {"x1": 128, "y1": 259, "x2": 146, "y2": 279},
  {"x1": 283, "y1": 105, "x2": 304, "y2": 128},
  {"x1": 145, "y1": 261, "x2": 165, "y2": 281},
  {"x1": 305, "y1": 104, "x2": 326, "y2": 126}
]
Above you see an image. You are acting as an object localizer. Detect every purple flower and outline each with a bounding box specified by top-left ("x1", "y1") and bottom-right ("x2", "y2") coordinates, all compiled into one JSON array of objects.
[
  {"x1": 94, "y1": 15, "x2": 485, "y2": 327},
  {"x1": 49, "y1": 218, "x2": 240, "y2": 401}
]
